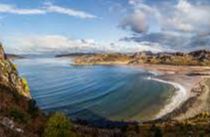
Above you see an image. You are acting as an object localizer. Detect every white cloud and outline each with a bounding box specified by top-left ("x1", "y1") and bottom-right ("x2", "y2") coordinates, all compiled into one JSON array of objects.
[
  {"x1": 120, "y1": 0, "x2": 210, "y2": 51},
  {"x1": 123, "y1": 0, "x2": 210, "y2": 34},
  {"x1": 120, "y1": 3, "x2": 158, "y2": 33},
  {"x1": 128, "y1": 0, "x2": 143, "y2": 5},
  {"x1": 111, "y1": 41, "x2": 164, "y2": 53},
  {"x1": 45, "y1": 3, "x2": 97, "y2": 19},
  {"x1": 4, "y1": 35, "x2": 163, "y2": 54},
  {"x1": 162, "y1": 0, "x2": 210, "y2": 33},
  {"x1": 0, "y1": 3, "x2": 45, "y2": 15},
  {"x1": 5, "y1": 35, "x2": 98, "y2": 53},
  {"x1": 120, "y1": 9, "x2": 148, "y2": 33},
  {"x1": 0, "y1": 3, "x2": 96, "y2": 19}
]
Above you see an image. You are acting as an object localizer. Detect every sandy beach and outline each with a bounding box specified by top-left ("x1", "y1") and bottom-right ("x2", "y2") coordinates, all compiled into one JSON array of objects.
[{"x1": 135, "y1": 64, "x2": 210, "y2": 121}]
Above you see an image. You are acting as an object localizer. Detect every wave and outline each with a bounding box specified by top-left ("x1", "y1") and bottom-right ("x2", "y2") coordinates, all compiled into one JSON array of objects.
[
  {"x1": 147, "y1": 77, "x2": 188, "y2": 119},
  {"x1": 147, "y1": 71, "x2": 162, "y2": 76},
  {"x1": 34, "y1": 80, "x2": 100, "y2": 99},
  {"x1": 40, "y1": 81, "x2": 125, "y2": 110}
]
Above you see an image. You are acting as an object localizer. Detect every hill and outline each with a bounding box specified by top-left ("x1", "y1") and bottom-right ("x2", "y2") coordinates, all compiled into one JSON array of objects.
[{"x1": 74, "y1": 50, "x2": 210, "y2": 66}]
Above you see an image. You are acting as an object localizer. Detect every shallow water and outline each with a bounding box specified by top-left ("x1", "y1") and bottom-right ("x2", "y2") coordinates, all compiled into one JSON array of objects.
[{"x1": 15, "y1": 58, "x2": 174, "y2": 122}]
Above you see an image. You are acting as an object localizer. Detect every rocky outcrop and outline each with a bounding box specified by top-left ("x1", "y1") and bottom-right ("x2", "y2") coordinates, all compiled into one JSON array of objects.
[
  {"x1": 0, "y1": 43, "x2": 46, "y2": 137},
  {"x1": 0, "y1": 44, "x2": 30, "y2": 98},
  {"x1": 189, "y1": 50, "x2": 210, "y2": 62}
]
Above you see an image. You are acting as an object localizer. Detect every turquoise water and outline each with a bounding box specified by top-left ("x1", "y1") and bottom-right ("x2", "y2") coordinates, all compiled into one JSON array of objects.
[{"x1": 15, "y1": 58, "x2": 174, "y2": 122}]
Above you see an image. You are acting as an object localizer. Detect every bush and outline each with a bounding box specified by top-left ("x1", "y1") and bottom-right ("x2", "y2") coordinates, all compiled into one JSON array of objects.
[
  {"x1": 44, "y1": 112, "x2": 76, "y2": 137},
  {"x1": 21, "y1": 77, "x2": 30, "y2": 94},
  {"x1": 10, "y1": 107, "x2": 30, "y2": 123}
]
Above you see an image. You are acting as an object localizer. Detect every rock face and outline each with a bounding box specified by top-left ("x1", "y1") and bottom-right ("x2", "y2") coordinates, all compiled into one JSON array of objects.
[
  {"x1": 0, "y1": 44, "x2": 30, "y2": 98},
  {"x1": 0, "y1": 44, "x2": 46, "y2": 137}
]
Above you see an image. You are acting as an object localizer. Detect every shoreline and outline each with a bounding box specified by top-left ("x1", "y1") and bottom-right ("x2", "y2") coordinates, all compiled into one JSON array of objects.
[
  {"x1": 73, "y1": 61, "x2": 210, "y2": 121},
  {"x1": 161, "y1": 78, "x2": 210, "y2": 120},
  {"x1": 148, "y1": 77, "x2": 188, "y2": 120},
  {"x1": 135, "y1": 64, "x2": 210, "y2": 121}
]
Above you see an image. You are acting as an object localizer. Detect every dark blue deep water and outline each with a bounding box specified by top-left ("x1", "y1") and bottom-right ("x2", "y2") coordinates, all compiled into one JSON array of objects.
[{"x1": 15, "y1": 58, "x2": 174, "y2": 122}]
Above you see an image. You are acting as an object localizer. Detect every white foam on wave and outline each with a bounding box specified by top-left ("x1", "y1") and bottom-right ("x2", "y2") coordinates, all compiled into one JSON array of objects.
[
  {"x1": 146, "y1": 77, "x2": 188, "y2": 119},
  {"x1": 148, "y1": 71, "x2": 162, "y2": 76}
]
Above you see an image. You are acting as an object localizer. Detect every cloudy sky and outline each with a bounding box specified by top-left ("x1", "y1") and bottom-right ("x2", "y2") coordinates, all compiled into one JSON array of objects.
[{"x1": 0, "y1": 0, "x2": 210, "y2": 54}]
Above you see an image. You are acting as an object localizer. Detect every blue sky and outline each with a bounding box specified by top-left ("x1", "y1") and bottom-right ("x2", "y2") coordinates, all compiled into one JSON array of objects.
[
  {"x1": 0, "y1": 0, "x2": 127, "y2": 40},
  {"x1": 0, "y1": 0, "x2": 210, "y2": 54}
]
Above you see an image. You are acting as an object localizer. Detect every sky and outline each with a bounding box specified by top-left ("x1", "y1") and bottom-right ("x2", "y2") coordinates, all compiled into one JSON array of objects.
[{"x1": 0, "y1": 0, "x2": 210, "y2": 54}]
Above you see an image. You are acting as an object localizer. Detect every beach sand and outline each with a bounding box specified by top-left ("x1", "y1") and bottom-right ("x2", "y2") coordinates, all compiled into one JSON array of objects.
[{"x1": 134, "y1": 64, "x2": 210, "y2": 121}]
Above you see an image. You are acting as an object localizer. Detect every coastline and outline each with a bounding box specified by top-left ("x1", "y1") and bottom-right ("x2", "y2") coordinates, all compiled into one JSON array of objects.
[
  {"x1": 148, "y1": 77, "x2": 188, "y2": 120},
  {"x1": 73, "y1": 60, "x2": 210, "y2": 121},
  {"x1": 136, "y1": 64, "x2": 210, "y2": 121}
]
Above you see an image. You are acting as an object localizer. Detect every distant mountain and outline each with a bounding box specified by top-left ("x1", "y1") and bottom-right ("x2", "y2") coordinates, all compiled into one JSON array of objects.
[
  {"x1": 55, "y1": 53, "x2": 97, "y2": 58},
  {"x1": 6, "y1": 53, "x2": 25, "y2": 59}
]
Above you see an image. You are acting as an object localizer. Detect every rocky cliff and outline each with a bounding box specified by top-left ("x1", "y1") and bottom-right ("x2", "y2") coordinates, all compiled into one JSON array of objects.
[
  {"x1": 0, "y1": 43, "x2": 46, "y2": 137},
  {"x1": 0, "y1": 44, "x2": 30, "y2": 98}
]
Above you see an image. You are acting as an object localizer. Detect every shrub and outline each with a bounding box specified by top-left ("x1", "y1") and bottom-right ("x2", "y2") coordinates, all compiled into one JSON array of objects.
[
  {"x1": 44, "y1": 112, "x2": 76, "y2": 137},
  {"x1": 9, "y1": 107, "x2": 30, "y2": 123},
  {"x1": 21, "y1": 77, "x2": 30, "y2": 94}
]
